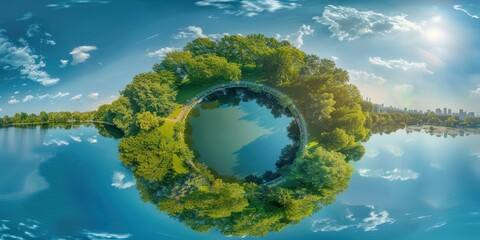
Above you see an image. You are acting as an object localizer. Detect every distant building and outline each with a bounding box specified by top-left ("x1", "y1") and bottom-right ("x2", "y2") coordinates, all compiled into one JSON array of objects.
[
  {"x1": 448, "y1": 109, "x2": 452, "y2": 115},
  {"x1": 443, "y1": 107, "x2": 447, "y2": 115},
  {"x1": 435, "y1": 108, "x2": 443, "y2": 115},
  {"x1": 459, "y1": 109, "x2": 466, "y2": 120}
]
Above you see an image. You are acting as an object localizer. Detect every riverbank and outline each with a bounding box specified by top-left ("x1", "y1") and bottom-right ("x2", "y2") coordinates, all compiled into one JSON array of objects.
[{"x1": 406, "y1": 125, "x2": 480, "y2": 137}]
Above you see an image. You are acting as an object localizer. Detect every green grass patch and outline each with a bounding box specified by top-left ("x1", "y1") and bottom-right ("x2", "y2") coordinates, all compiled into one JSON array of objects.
[
  {"x1": 176, "y1": 81, "x2": 228, "y2": 104},
  {"x1": 172, "y1": 154, "x2": 188, "y2": 174},
  {"x1": 167, "y1": 107, "x2": 182, "y2": 119},
  {"x1": 159, "y1": 120, "x2": 175, "y2": 138}
]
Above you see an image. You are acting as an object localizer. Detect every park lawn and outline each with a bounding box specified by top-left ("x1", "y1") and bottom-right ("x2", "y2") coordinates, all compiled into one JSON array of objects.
[
  {"x1": 159, "y1": 120, "x2": 175, "y2": 138},
  {"x1": 176, "y1": 81, "x2": 229, "y2": 104},
  {"x1": 168, "y1": 107, "x2": 182, "y2": 119},
  {"x1": 172, "y1": 154, "x2": 189, "y2": 174}
]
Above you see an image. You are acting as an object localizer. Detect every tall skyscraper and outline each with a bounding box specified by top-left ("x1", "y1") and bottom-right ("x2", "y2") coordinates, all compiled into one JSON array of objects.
[
  {"x1": 448, "y1": 109, "x2": 452, "y2": 115},
  {"x1": 443, "y1": 107, "x2": 447, "y2": 115}
]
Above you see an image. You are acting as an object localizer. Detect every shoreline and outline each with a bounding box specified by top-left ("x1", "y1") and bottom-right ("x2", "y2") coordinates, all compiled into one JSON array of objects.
[{"x1": 406, "y1": 125, "x2": 480, "y2": 137}]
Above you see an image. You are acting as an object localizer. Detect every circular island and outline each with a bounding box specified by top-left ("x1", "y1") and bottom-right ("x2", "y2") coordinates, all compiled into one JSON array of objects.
[{"x1": 98, "y1": 34, "x2": 370, "y2": 237}]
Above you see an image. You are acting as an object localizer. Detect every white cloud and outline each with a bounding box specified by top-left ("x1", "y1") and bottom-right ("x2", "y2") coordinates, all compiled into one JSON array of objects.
[
  {"x1": 14, "y1": 91, "x2": 20, "y2": 95},
  {"x1": 453, "y1": 5, "x2": 479, "y2": 19},
  {"x1": 469, "y1": 85, "x2": 480, "y2": 96},
  {"x1": 196, "y1": 0, "x2": 299, "y2": 17},
  {"x1": 295, "y1": 24, "x2": 314, "y2": 48},
  {"x1": 173, "y1": 26, "x2": 229, "y2": 40},
  {"x1": 43, "y1": 139, "x2": 69, "y2": 146},
  {"x1": 369, "y1": 57, "x2": 433, "y2": 74},
  {"x1": 8, "y1": 99, "x2": 19, "y2": 104},
  {"x1": 47, "y1": 0, "x2": 110, "y2": 9},
  {"x1": 311, "y1": 219, "x2": 350, "y2": 232},
  {"x1": 82, "y1": 230, "x2": 132, "y2": 240},
  {"x1": 0, "y1": 31, "x2": 60, "y2": 86},
  {"x1": 88, "y1": 92, "x2": 99, "y2": 99},
  {"x1": 359, "y1": 210, "x2": 396, "y2": 231},
  {"x1": 0, "y1": 108, "x2": 2, "y2": 112},
  {"x1": 70, "y1": 46, "x2": 97, "y2": 65},
  {"x1": 69, "y1": 135, "x2": 82, "y2": 142},
  {"x1": 111, "y1": 172, "x2": 136, "y2": 189},
  {"x1": 348, "y1": 70, "x2": 386, "y2": 85},
  {"x1": 365, "y1": 148, "x2": 380, "y2": 158},
  {"x1": 26, "y1": 24, "x2": 40, "y2": 37},
  {"x1": 45, "y1": 40, "x2": 56, "y2": 45},
  {"x1": 59, "y1": 59, "x2": 69, "y2": 68},
  {"x1": 312, "y1": 206, "x2": 395, "y2": 233},
  {"x1": 313, "y1": 5, "x2": 422, "y2": 41},
  {"x1": 17, "y1": 12, "x2": 33, "y2": 21},
  {"x1": 22, "y1": 95, "x2": 34, "y2": 102},
  {"x1": 358, "y1": 168, "x2": 419, "y2": 181},
  {"x1": 275, "y1": 24, "x2": 314, "y2": 49},
  {"x1": 146, "y1": 47, "x2": 178, "y2": 58},
  {"x1": 386, "y1": 145, "x2": 404, "y2": 157},
  {"x1": 87, "y1": 136, "x2": 98, "y2": 144},
  {"x1": 426, "y1": 221, "x2": 446, "y2": 231},
  {"x1": 70, "y1": 94, "x2": 82, "y2": 101},
  {"x1": 37, "y1": 92, "x2": 70, "y2": 100},
  {"x1": 331, "y1": 56, "x2": 339, "y2": 61}
]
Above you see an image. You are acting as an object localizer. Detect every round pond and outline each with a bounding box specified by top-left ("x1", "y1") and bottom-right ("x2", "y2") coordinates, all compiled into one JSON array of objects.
[{"x1": 187, "y1": 87, "x2": 300, "y2": 179}]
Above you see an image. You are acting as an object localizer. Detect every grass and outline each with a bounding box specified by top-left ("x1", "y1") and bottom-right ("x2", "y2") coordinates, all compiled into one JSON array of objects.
[
  {"x1": 172, "y1": 154, "x2": 189, "y2": 174},
  {"x1": 168, "y1": 107, "x2": 182, "y2": 120},
  {"x1": 176, "y1": 81, "x2": 228, "y2": 104},
  {"x1": 159, "y1": 120, "x2": 175, "y2": 138}
]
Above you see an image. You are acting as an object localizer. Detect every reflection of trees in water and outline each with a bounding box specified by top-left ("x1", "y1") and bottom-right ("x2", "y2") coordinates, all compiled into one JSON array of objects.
[
  {"x1": 127, "y1": 136, "x2": 353, "y2": 237},
  {"x1": 191, "y1": 87, "x2": 301, "y2": 183},
  {"x1": 203, "y1": 87, "x2": 294, "y2": 119}
]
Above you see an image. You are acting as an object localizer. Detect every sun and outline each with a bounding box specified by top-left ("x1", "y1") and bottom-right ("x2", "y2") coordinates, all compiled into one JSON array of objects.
[{"x1": 424, "y1": 28, "x2": 447, "y2": 45}]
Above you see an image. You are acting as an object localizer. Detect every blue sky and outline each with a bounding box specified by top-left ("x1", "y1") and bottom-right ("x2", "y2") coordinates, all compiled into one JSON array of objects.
[{"x1": 1, "y1": 0, "x2": 480, "y2": 116}]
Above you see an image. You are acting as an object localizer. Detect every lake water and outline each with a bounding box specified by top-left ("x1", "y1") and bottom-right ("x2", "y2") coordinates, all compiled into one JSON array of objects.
[
  {"x1": 1, "y1": 126, "x2": 480, "y2": 239},
  {"x1": 187, "y1": 88, "x2": 295, "y2": 179}
]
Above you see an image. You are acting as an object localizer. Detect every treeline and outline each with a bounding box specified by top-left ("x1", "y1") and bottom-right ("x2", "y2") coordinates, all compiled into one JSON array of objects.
[
  {"x1": 0, "y1": 111, "x2": 94, "y2": 127},
  {"x1": 111, "y1": 34, "x2": 365, "y2": 236},
  {"x1": 2, "y1": 34, "x2": 372, "y2": 236},
  {"x1": 366, "y1": 108, "x2": 480, "y2": 134},
  {"x1": 93, "y1": 71, "x2": 179, "y2": 136},
  {"x1": 154, "y1": 35, "x2": 371, "y2": 161}
]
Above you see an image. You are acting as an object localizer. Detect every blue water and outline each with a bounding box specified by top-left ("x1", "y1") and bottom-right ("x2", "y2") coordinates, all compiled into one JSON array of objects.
[
  {"x1": 188, "y1": 94, "x2": 294, "y2": 178},
  {"x1": 1, "y1": 126, "x2": 480, "y2": 239}
]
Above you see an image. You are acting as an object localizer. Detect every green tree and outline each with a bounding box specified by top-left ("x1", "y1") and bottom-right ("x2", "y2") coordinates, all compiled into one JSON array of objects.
[
  {"x1": 263, "y1": 46, "x2": 305, "y2": 86},
  {"x1": 188, "y1": 55, "x2": 241, "y2": 83},
  {"x1": 446, "y1": 116, "x2": 458, "y2": 127},
  {"x1": 287, "y1": 146, "x2": 353, "y2": 204},
  {"x1": 122, "y1": 72, "x2": 178, "y2": 117},
  {"x1": 184, "y1": 38, "x2": 217, "y2": 56},
  {"x1": 136, "y1": 112, "x2": 161, "y2": 131},
  {"x1": 153, "y1": 51, "x2": 195, "y2": 84}
]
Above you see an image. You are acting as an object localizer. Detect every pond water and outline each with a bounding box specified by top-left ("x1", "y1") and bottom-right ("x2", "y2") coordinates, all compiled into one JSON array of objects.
[
  {"x1": 1, "y1": 126, "x2": 480, "y2": 239},
  {"x1": 187, "y1": 88, "x2": 296, "y2": 179}
]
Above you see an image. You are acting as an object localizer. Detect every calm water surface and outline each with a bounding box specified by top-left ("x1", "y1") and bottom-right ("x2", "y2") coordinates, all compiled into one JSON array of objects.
[
  {"x1": 187, "y1": 89, "x2": 295, "y2": 178},
  {"x1": 1, "y1": 126, "x2": 480, "y2": 239}
]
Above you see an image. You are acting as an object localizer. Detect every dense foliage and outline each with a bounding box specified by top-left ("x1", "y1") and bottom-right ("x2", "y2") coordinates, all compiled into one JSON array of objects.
[
  {"x1": 0, "y1": 111, "x2": 94, "y2": 127},
  {"x1": 2, "y1": 34, "x2": 433, "y2": 237},
  {"x1": 94, "y1": 34, "x2": 371, "y2": 236}
]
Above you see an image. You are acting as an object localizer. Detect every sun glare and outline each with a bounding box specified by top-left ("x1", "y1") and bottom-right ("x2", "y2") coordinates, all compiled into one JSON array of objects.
[{"x1": 424, "y1": 28, "x2": 447, "y2": 44}]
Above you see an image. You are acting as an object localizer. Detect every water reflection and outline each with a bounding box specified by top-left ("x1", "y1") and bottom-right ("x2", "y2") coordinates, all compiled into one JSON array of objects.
[{"x1": 187, "y1": 87, "x2": 300, "y2": 180}]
